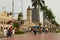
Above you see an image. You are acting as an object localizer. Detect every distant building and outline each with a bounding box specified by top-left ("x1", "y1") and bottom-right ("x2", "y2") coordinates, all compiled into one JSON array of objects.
[{"x1": 44, "y1": 18, "x2": 57, "y2": 28}]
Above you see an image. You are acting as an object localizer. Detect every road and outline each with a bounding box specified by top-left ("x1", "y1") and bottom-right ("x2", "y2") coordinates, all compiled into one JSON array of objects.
[{"x1": 0, "y1": 32, "x2": 60, "y2": 40}]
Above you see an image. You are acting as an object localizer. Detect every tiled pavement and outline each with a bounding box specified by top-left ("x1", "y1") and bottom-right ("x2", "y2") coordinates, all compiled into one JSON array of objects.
[{"x1": 1, "y1": 32, "x2": 60, "y2": 40}]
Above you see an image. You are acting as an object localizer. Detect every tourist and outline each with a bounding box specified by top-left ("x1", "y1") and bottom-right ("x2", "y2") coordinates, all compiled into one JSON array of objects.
[
  {"x1": 1, "y1": 27, "x2": 3, "y2": 32},
  {"x1": 3, "y1": 28, "x2": 7, "y2": 37},
  {"x1": 45, "y1": 27, "x2": 48, "y2": 33},
  {"x1": 39, "y1": 27, "x2": 42, "y2": 33},
  {"x1": 56, "y1": 28, "x2": 58, "y2": 33},
  {"x1": 7, "y1": 28, "x2": 12, "y2": 38},
  {"x1": 33, "y1": 28, "x2": 36, "y2": 35},
  {"x1": 12, "y1": 28, "x2": 15, "y2": 37}
]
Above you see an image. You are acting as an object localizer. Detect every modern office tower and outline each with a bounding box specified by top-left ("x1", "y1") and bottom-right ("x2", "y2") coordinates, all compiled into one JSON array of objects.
[{"x1": 32, "y1": 8, "x2": 40, "y2": 22}]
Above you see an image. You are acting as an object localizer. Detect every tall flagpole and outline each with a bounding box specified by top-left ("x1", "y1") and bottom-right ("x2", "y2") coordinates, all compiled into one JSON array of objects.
[
  {"x1": 12, "y1": 0, "x2": 14, "y2": 27},
  {"x1": 21, "y1": 0, "x2": 23, "y2": 18}
]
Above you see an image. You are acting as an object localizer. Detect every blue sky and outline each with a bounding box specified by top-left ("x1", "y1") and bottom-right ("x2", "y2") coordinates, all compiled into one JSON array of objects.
[{"x1": 0, "y1": 0, "x2": 60, "y2": 24}]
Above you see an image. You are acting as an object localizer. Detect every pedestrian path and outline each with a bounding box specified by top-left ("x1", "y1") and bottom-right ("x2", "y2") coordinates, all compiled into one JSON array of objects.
[{"x1": 1, "y1": 32, "x2": 60, "y2": 40}]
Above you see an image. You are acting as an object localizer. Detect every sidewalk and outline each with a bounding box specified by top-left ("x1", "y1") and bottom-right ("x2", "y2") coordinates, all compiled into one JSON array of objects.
[
  {"x1": 0, "y1": 33, "x2": 27, "y2": 40},
  {"x1": 1, "y1": 32, "x2": 60, "y2": 40}
]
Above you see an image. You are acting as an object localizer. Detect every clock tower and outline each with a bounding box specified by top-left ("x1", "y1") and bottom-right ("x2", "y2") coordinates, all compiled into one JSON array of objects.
[{"x1": 27, "y1": 6, "x2": 32, "y2": 23}]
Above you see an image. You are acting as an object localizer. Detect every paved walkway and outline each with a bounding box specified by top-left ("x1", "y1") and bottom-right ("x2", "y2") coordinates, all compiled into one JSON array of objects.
[{"x1": 1, "y1": 32, "x2": 60, "y2": 40}]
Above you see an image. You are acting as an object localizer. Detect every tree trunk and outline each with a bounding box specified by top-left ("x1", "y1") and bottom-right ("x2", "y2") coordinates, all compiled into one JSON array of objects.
[{"x1": 16, "y1": 27, "x2": 20, "y2": 32}]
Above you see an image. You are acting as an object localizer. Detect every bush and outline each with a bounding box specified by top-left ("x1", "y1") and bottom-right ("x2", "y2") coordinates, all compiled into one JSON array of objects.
[
  {"x1": 57, "y1": 30, "x2": 60, "y2": 33},
  {"x1": 15, "y1": 31, "x2": 25, "y2": 35}
]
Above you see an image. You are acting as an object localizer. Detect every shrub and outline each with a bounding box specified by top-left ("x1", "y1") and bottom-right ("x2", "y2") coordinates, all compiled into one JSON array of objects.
[{"x1": 15, "y1": 31, "x2": 25, "y2": 35}]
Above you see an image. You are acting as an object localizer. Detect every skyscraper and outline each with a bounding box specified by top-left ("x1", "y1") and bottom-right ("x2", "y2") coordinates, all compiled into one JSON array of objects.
[{"x1": 32, "y1": 8, "x2": 40, "y2": 22}]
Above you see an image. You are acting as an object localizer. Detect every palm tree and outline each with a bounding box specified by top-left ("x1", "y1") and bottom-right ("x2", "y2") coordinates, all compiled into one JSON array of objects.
[
  {"x1": 31, "y1": 0, "x2": 45, "y2": 23},
  {"x1": 47, "y1": 10, "x2": 55, "y2": 21},
  {"x1": 42, "y1": 6, "x2": 48, "y2": 26},
  {"x1": 43, "y1": 9, "x2": 55, "y2": 21},
  {"x1": 31, "y1": 0, "x2": 45, "y2": 8},
  {"x1": 51, "y1": 20, "x2": 59, "y2": 27},
  {"x1": 42, "y1": 6, "x2": 55, "y2": 26},
  {"x1": 31, "y1": 0, "x2": 57, "y2": 27}
]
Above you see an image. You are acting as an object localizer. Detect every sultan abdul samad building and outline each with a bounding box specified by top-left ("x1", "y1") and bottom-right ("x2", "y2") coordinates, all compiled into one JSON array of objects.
[{"x1": 0, "y1": 10, "x2": 12, "y2": 28}]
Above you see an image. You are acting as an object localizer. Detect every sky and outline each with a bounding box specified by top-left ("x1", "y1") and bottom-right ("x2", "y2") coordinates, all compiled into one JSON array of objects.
[{"x1": 0, "y1": 0, "x2": 60, "y2": 24}]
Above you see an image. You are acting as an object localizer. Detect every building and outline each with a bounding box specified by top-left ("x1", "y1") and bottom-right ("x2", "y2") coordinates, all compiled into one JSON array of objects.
[
  {"x1": 44, "y1": 18, "x2": 57, "y2": 28},
  {"x1": 21, "y1": 6, "x2": 39, "y2": 29},
  {"x1": 32, "y1": 8, "x2": 40, "y2": 22},
  {"x1": 27, "y1": 6, "x2": 32, "y2": 23},
  {"x1": 0, "y1": 10, "x2": 12, "y2": 28}
]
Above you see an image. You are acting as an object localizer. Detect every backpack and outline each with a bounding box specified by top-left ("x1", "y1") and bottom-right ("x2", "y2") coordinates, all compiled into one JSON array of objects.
[{"x1": 7, "y1": 29, "x2": 12, "y2": 36}]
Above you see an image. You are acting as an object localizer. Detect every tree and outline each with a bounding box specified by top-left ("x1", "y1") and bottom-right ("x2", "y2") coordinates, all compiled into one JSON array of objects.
[
  {"x1": 13, "y1": 12, "x2": 23, "y2": 32},
  {"x1": 17, "y1": 12, "x2": 23, "y2": 25},
  {"x1": 31, "y1": 0, "x2": 45, "y2": 8},
  {"x1": 43, "y1": 9, "x2": 55, "y2": 21},
  {"x1": 31, "y1": 0, "x2": 45, "y2": 22},
  {"x1": 51, "y1": 20, "x2": 59, "y2": 27},
  {"x1": 42, "y1": 6, "x2": 55, "y2": 26},
  {"x1": 41, "y1": 6, "x2": 48, "y2": 26},
  {"x1": 38, "y1": 22, "x2": 42, "y2": 26},
  {"x1": 47, "y1": 10, "x2": 55, "y2": 21},
  {"x1": 31, "y1": 0, "x2": 59, "y2": 28},
  {"x1": 18, "y1": 13, "x2": 23, "y2": 21},
  {"x1": 13, "y1": 22, "x2": 20, "y2": 31}
]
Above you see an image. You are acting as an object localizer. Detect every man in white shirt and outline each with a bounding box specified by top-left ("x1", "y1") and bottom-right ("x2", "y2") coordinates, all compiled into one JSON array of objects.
[{"x1": 3, "y1": 28, "x2": 7, "y2": 37}]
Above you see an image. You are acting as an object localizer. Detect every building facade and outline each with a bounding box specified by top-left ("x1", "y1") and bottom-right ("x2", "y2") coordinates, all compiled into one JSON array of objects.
[{"x1": 0, "y1": 10, "x2": 12, "y2": 28}]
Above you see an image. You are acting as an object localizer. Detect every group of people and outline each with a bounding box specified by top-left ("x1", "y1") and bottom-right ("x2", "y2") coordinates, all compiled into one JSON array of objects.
[
  {"x1": 31, "y1": 27, "x2": 49, "y2": 35},
  {"x1": 1, "y1": 27, "x2": 15, "y2": 38}
]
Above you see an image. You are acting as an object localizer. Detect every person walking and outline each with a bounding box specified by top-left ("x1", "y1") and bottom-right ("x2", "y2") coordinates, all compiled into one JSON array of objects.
[
  {"x1": 3, "y1": 28, "x2": 7, "y2": 37},
  {"x1": 56, "y1": 28, "x2": 58, "y2": 33},
  {"x1": 39, "y1": 27, "x2": 42, "y2": 33},
  {"x1": 12, "y1": 28, "x2": 15, "y2": 37},
  {"x1": 7, "y1": 28, "x2": 12, "y2": 38},
  {"x1": 33, "y1": 28, "x2": 36, "y2": 35},
  {"x1": 45, "y1": 27, "x2": 48, "y2": 33}
]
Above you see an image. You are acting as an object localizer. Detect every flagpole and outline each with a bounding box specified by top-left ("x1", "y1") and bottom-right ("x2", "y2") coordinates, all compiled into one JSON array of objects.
[
  {"x1": 22, "y1": 0, "x2": 23, "y2": 18},
  {"x1": 12, "y1": 0, "x2": 14, "y2": 27}
]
